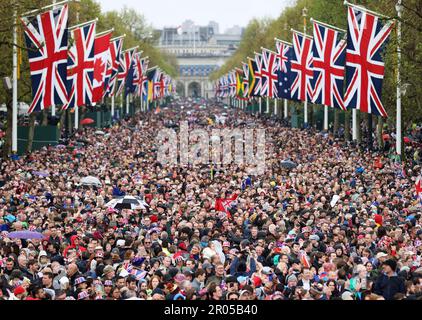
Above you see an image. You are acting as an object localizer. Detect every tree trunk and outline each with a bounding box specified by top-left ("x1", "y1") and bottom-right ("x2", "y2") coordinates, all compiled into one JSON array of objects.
[
  {"x1": 377, "y1": 116, "x2": 384, "y2": 149},
  {"x1": 334, "y1": 108, "x2": 339, "y2": 135},
  {"x1": 26, "y1": 113, "x2": 36, "y2": 153},
  {"x1": 3, "y1": 99, "x2": 13, "y2": 159},
  {"x1": 344, "y1": 110, "x2": 351, "y2": 141}
]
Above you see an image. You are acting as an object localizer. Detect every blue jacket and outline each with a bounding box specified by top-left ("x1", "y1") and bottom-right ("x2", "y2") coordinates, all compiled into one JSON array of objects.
[{"x1": 374, "y1": 273, "x2": 405, "y2": 300}]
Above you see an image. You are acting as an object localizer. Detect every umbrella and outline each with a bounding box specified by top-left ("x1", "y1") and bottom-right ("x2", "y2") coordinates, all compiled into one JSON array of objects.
[
  {"x1": 8, "y1": 231, "x2": 44, "y2": 239},
  {"x1": 80, "y1": 176, "x2": 102, "y2": 187},
  {"x1": 404, "y1": 137, "x2": 412, "y2": 144},
  {"x1": 56, "y1": 144, "x2": 66, "y2": 149},
  {"x1": 95, "y1": 130, "x2": 105, "y2": 135},
  {"x1": 32, "y1": 171, "x2": 50, "y2": 177},
  {"x1": 280, "y1": 160, "x2": 297, "y2": 169},
  {"x1": 81, "y1": 118, "x2": 95, "y2": 125},
  {"x1": 105, "y1": 196, "x2": 149, "y2": 210}
]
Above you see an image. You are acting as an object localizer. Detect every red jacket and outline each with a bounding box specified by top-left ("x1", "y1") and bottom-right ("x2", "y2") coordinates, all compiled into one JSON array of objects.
[{"x1": 62, "y1": 235, "x2": 87, "y2": 258}]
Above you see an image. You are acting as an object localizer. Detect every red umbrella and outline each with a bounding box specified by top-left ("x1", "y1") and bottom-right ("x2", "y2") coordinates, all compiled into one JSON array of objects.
[
  {"x1": 382, "y1": 134, "x2": 390, "y2": 141},
  {"x1": 80, "y1": 118, "x2": 95, "y2": 125},
  {"x1": 404, "y1": 137, "x2": 412, "y2": 144}
]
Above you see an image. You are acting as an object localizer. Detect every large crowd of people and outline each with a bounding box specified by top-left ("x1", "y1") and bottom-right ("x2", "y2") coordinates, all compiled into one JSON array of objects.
[{"x1": 0, "y1": 99, "x2": 421, "y2": 300}]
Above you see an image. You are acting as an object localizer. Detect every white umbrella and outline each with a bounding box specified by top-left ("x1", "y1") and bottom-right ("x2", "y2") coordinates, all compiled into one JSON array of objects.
[
  {"x1": 105, "y1": 196, "x2": 149, "y2": 210},
  {"x1": 80, "y1": 176, "x2": 102, "y2": 187},
  {"x1": 95, "y1": 130, "x2": 105, "y2": 135}
]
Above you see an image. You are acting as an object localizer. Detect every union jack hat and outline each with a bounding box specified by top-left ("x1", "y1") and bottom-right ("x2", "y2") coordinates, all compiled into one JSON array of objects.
[
  {"x1": 75, "y1": 277, "x2": 86, "y2": 286},
  {"x1": 103, "y1": 280, "x2": 113, "y2": 286},
  {"x1": 77, "y1": 291, "x2": 89, "y2": 300}
]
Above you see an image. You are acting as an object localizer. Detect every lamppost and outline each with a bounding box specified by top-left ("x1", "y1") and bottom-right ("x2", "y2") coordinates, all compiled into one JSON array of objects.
[
  {"x1": 395, "y1": 0, "x2": 403, "y2": 157},
  {"x1": 302, "y1": 7, "x2": 308, "y2": 127}
]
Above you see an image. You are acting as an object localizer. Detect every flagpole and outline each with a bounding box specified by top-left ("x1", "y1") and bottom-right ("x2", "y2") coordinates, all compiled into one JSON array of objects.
[
  {"x1": 396, "y1": 0, "x2": 403, "y2": 157},
  {"x1": 259, "y1": 97, "x2": 262, "y2": 114},
  {"x1": 284, "y1": 99, "x2": 288, "y2": 119},
  {"x1": 22, "y1": 0, "x2": 73, "y2": 17},
  {"x1": 51, "y1": 0, "x2": 57, "y2": 118},
  {"x1": 352, "y1": 109, "x2": 357, "y2": 140},
  {"x1": 73, "y1": 9, "x2": 80, "y2": 131},
  {"x1": 266, "y1": 97, "x2": 270, "y2": 114},
  {"x1": 324, "y1": 106, "x2": 329, "y2": 131},
  {"x1": 111, "y1": 95, "x2": 115, "y2": 123},
  {"x1": 303, "y1": 7, "x2": 308, "y2": 128},
  {"x1": 12, "y1": 9, "x2": 18, "y2": 153},
  {"x1": 274, "y1": 99, "x2": 278, "y2": 117},
  {"x1": 126, "y1": 94, "x2": 129, "y2": 115}
]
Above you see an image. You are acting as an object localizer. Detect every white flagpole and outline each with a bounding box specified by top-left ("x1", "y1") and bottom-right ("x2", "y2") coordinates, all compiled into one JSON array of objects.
[
  {"x1": 324, "y1": 106, "x2": 329, "y2": 131},
  {"x1": 396, "y1": 0, "x2": 402, "y2": 156},
  {"x1": 126, "y1": 94, "x2": 130, "y2": 114},
  {"x1": 274, "y1": 99, "x2": 278, "y2": 117},
  {"x1": 284, "y1": 99, "x2": 288, "y2": 119},
  {"x1": 266, "y1": 97, "x2": 270, "y2": 114},
  {"x1": 303, "y1": 8, "x2": 308, "y2": 127},
  {"x1": 259, "y1": 97, "x2": 262, "y2": 113},
  {"x1": 111, "y1": 95, "x2": 115, "y2": 122},
  {"x1": 352, "y1": 108, "x2": 357, "y2": 140},
  {"x1": 74, "y1": 106, "x2": 79, "y2": 129},
  {"x1": 51, "y1": 0, "x2": 57, "y2": 117},
  {"x1": 12, "y1": 9, "x2": 18, "y2": 153}
]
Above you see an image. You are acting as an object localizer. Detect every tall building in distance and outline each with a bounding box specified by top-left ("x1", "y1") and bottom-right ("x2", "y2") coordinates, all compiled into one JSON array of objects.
[{"x1": 156, "y1": 20, "x2": 244, "y2": 98}]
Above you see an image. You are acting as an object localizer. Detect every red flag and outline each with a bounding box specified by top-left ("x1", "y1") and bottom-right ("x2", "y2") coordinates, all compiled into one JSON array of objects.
[
  {"x1": 92, "y1": 31, "x2": 112, "y2": 103},
  {"x1": 215, "y1": 194, "x2": 238, "y2": 219},
  {"x1": 299, "y1": 250, "x2": 311, "y2": 269}
]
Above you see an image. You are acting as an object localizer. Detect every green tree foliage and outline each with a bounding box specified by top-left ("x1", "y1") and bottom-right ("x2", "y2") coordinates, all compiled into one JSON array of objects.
[{"x1": 213, "y1": 0, "x2": 422, "y2": 126}]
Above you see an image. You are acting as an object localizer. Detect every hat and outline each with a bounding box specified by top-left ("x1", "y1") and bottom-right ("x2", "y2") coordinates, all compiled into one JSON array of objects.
[
  {"x1": 95, "y1": 251, "x2": 104, "y2": 258},
  {"x1": 174, "y1": 274, "x2": 186, "y2": 283},
  {"x1": 376, "y1": 252, "x2": 388, "y2": 260},
  {"x1": 237, "y1": 276, "x2": 248, "y2": 284},
  {"x1": 94, "y1": 246, "x2": 103, "y2": 251},
  {"x1": 223, "y1": 241, "x2": 230, "y2": 247},
  {"x1": 75, "y1": 277, "x2": 87, "y2": 286},
  {"x1": 287, "y1": 274, "x2": 298, "y2": 283},
  {"x1": 252, "y1": 276, "x2": 262, "y2": 288},
  {"x1": 239, "y1": 290, "x2": 251, "y2": 297},
  {"x1": 262, "y1": 267, "x2": 272, "y2": 275},
  {"x1": 116, "y1": 239, "x2": 126, "y2": 247},
  {"x1": 382, "y1": 259, "x2": 397, "y2": 271},
  {"x1": 77, "y1": 291, "x2": 89, "y2": 300},
  {"x1": 102, "y1": 265, "x2": 115, "y2": 276},
  {"x1": 202, "y1": 262, "x2": 213, "y2": 270},
  {"x1": 309, "y1": 235, "x2": 320, "y2": 241},
  {"x1": 104, "y1": 280, "x2": 113, "y2": 286},
  {"x1": 39, "y1": 250, "x2": 48, "y2": 257},
  {"x1": 173, "y1": 293, "x2": 186, "y2": 300},
  {"x1": 341, "y1": 291, "x2": 354, "y2": 300},
  {"x1": 13, "y1": 286, "x2": 25, "y2": 296}
]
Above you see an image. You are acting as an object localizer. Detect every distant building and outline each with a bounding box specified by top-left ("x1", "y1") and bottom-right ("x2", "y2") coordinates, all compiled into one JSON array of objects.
[{"x1": 157, "y1": 20, "x2": 242, "y2": 98}]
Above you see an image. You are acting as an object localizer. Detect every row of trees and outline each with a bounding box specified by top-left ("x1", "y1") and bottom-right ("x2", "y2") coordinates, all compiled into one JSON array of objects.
[
  {"x1": 211, "y1": 0, "x2": 422, "y2": 134},
  {"x1": 0, "y1": 0, "x2": 178, "y2": 157}
]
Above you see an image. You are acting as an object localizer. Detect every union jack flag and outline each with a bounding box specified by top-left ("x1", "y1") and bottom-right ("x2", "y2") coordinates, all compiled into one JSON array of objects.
[
  {"x1": 153, "y1": 69, "x2": 162, "y2": 100},
  {"x1": 311, "y1": 21, "x2": 347, "y2": 110},
  {"x1": 105, "y1": 37, "x2": 124, "y2": 97},
  {"x1": 116, "y1": 48, "x2": 136, "y2": 97},
  {"x1": 141, "y1": 59, "x2": 149, "y2": 98},
  {"x1": 252, "y1": 53, "x2": 263, "y2": 97},
  {"x1": 291, "y1": 30, "x2": 314, "y2": 102},
  {"x1": 228, "y1": 71, "x2": 237, "y2": 97},
  {"x1": 260, "y1": 48, "x2": 279, "y2": 98},
  {"x1": 242, "y1": 62, "x2": 249, "y2": 98},
  {"x1": 274, "y1": 39, "x2": 294, "y2": 100},
  {"x1": 64, "y1": 22, "x2": 96, "y2": 110},
  {"x1": 344, "y1": 4, "x2": 394, "y2": 117},
  {"x1": 21, "y1": 5, "x2": 68, "y2": 113},
  {"x1": 131, "y1": 53, "x2": 144, "y2": 97}
]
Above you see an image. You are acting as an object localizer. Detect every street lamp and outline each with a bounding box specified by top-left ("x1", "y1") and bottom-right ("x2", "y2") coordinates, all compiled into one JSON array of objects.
[{"x1": 395, "y1": 0, "x2": 403, "y2": 157}]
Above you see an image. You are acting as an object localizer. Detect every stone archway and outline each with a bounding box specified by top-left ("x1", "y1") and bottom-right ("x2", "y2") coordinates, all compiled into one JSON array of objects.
[
  {"x1": 176, "y1": 82, "x2": 185, "y2": 97},
  {"x1": 188, "y1": 81, "x2": 201, "y2": 98}
]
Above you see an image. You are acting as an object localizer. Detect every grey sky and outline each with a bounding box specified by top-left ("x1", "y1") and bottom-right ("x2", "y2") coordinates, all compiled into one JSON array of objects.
[{"x1": 97, "y1": 0, "x2": 294, "y2": 32}]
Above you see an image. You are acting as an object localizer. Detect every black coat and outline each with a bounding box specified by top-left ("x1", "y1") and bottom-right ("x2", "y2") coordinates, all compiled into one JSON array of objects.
[{"x1": 374, "y1": 273, "x2": 405, "y2": 300}]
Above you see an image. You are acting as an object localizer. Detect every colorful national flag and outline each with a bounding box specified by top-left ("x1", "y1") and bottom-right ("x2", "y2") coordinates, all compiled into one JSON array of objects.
[
  {"x1": 64, "y1": 21, "x2": 96, "y2": 109},
  {"x1": 274, "y1": 39, "x2": 295, "y2": 100},
  {"x1": 344, "y1": 3, "x2": 394, "y2": 117},
  {"x1": 291, "y1": 30, "x2": 314, "y2": 102},
  {"x1": 21, "y1": 4, "x2": 69, "y2": 113},
  {"x1": 311, "y1": 21, "x2": 347, "y2": 110},
  {"x1": 105, "y1": 37, "x2": 124, "y2": 97},
  {"x1": 260, "y1": 48, "x2": 279, "y2": 98},
  {"x1": 116, "y1": 48, "x2": 136, "y2": 97},
  {"x1": 215, "y1": 193, "x2": 238, "y2": 219},
  {"x1": 92, "y1": 31, "x2": 112, "y2": 104}
]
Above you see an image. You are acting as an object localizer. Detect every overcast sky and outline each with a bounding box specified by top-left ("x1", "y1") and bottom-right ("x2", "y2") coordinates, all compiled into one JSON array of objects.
[{"x1": 97, "y1": 0, "x2": 294, "y2": 32}]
